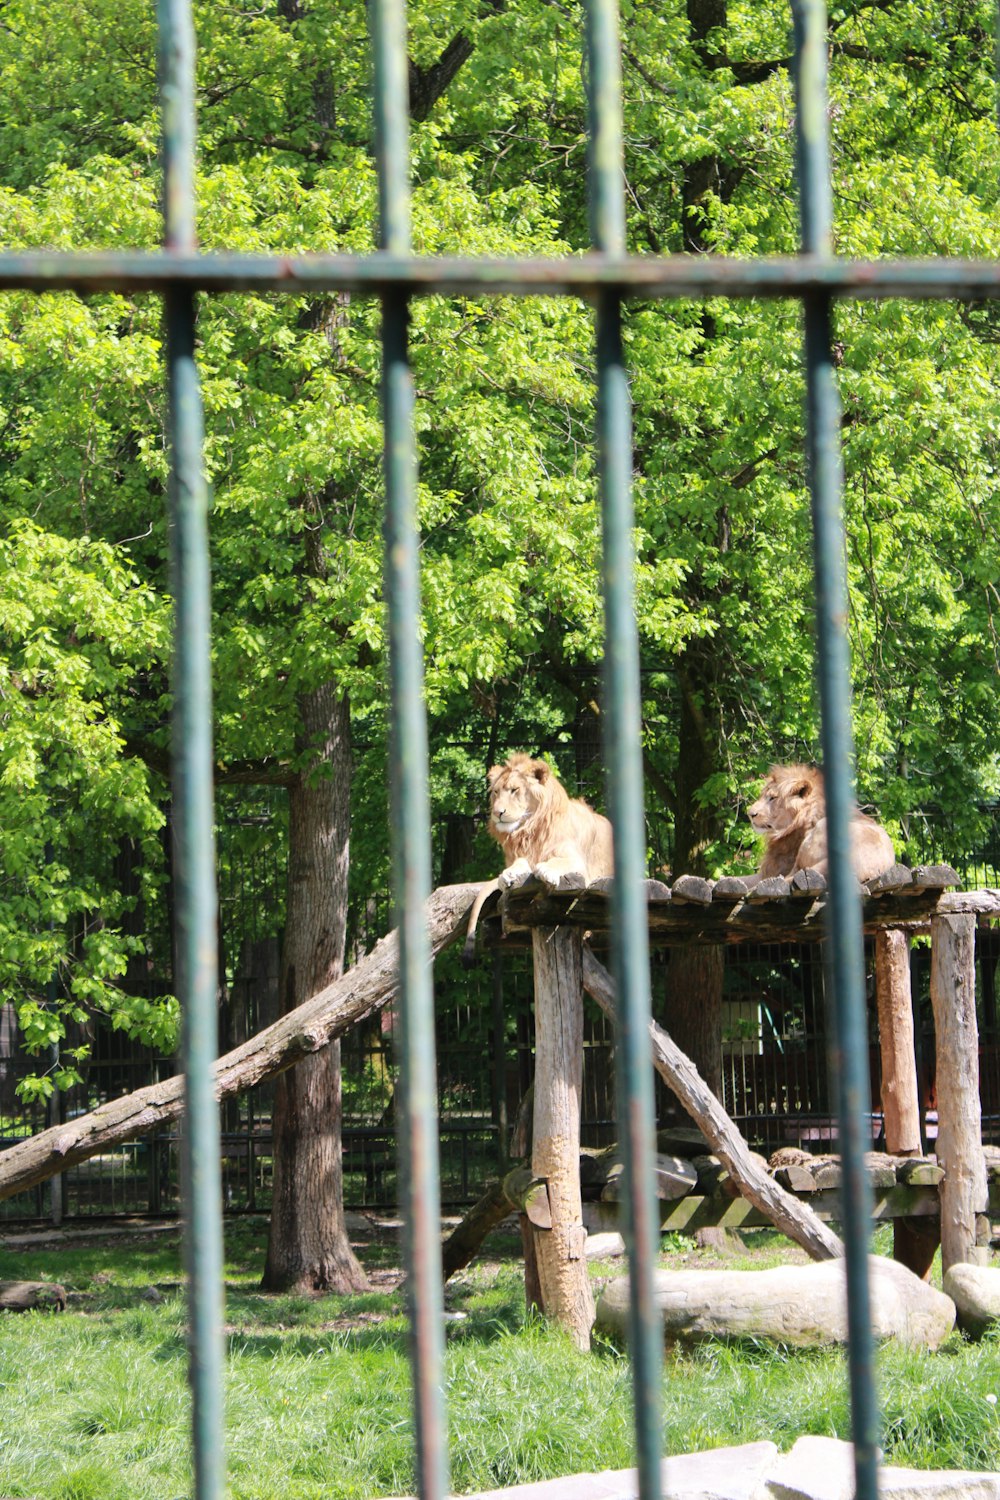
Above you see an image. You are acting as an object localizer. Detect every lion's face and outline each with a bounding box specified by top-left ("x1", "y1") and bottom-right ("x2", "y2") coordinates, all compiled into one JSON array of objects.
[
  {"x1": 488, "y1": 768, "x2": 544, "y2": 836},
  {"x1": 747, "y1": 766, "x2": 823, "y2": 838}
]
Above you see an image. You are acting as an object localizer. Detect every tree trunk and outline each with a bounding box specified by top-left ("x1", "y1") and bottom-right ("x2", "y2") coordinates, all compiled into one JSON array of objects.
[
  {"x1": 262, "y1": 685, "x2": 368, "y2": 1294},
  {"x1": 660, "y1": 0, "x2": 736, "y2": 1106}
]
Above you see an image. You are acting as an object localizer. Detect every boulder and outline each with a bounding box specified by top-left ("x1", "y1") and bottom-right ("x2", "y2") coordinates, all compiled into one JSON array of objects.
[
  {"x1": 942, "y1": 1262, "x2": 1000, "y2": 1338},
  {"x1": 595, "y1": 1255, "x2": 954, "y2": 1350}
]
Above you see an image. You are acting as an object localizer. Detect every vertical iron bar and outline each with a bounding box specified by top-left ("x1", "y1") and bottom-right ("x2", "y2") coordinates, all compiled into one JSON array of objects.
[
  {"x1": 158, "y1": 4, "x2": 225, "y2": 1499},
  {"x1": 370, "y1": 3, "x2": 449, "y2": 1498},
  {"x1": 584, "y1": 4, "x2": 663, "y2": 1497},
  {"x1": 791, "y1": 5, "x2": 879, "y2": 1496}
]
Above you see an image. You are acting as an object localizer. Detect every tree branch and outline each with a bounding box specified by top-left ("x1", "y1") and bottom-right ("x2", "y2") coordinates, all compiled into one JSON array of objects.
[{"x1": 124, "y1": 736, "x2": 297, "y2": 789}]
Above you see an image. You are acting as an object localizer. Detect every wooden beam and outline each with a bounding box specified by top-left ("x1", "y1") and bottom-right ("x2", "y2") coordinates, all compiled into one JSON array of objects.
[
  {"x1": 875, "y1": 928, "x2": 937, "y2": 1278},
  {"x1": 529, "y1": 927, "x2": 595, "y2": 1348},
  {"x1": 930, "y1": 911, "x2": 989, "y2": 1272},
  {"x1": 875, "y1": 930, "x2": 922, "y2": 1156}
]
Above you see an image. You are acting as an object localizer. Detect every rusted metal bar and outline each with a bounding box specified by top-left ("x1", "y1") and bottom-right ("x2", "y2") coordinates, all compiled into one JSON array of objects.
[
  {"x1": 585, "y1": 2, "x2": 662, "y2": 1495},
  {"x1": 371, "y1": 3, "x2": 449, "y2": 1498},
  {"x1": 5, "y1": 250, "x2": 1000, "y2": 299},
  {"x1": 792, "y1": 3, "x2": 879, "y2": 1497},
  {"x1": 157, "y1": 2, "x2": 225, "y2": 1499}
]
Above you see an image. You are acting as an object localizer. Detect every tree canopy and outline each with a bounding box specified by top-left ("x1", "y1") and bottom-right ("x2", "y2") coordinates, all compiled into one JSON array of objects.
[{"x1": 1, "y1": 0, "x2": 999, "y2": 1086}]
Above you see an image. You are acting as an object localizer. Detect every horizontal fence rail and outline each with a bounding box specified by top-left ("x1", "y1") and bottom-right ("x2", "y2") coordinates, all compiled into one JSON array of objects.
[{"x1": 3, "y1": 251, "x2": 1000, "y2": 299}]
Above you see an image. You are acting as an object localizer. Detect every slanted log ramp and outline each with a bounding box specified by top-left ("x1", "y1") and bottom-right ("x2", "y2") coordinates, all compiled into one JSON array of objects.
[{"x1": 1, "y1": 869, "x2": 996, "y2": 1348}]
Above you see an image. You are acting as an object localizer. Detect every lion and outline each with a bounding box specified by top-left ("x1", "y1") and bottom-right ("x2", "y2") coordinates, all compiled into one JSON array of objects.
[
  {"x1": 462, "y1": 753, "x2": 614, "y2": 967},
  {"x1": 747, "y1": 763, "x2": 895, "y2": 884}
]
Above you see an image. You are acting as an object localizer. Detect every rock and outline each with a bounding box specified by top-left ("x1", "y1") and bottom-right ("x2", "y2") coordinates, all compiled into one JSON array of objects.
[
  {"x1": 595, "y1": 1255, "x2": 955, "y2": 1350},
  {"x1": 764, "y1": 1435, "x2": 1000, "y2": 1499},
  {"x1": 942, "y1": 1262, "x2": 1000, "y2": 1338},
  {"x1": 584, "y1": 1231, "x2": 626, "y2": 1260}
]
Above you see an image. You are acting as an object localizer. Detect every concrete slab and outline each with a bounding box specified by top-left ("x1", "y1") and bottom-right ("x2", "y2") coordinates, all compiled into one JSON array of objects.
[
  {"x1": 393, "y1": 1433, "x2": 1000, "y2": 1500},
  {"x1": 764, "y1": 1436, "x2": 1000, "y2": 1500}
]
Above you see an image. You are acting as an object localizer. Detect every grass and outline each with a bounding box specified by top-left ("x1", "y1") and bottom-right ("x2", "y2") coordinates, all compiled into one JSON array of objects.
[{"x1": 0, "y1": 1220, "x2": 998, "y2": 1498}]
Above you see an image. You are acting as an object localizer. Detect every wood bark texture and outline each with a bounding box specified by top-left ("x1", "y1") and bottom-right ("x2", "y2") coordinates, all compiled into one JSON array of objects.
[
  {"x1": 582, "y1": 947, "x2": 843, "y2": 1261},
  {"x1": 930, "y1": 911, "x2": 989, "y2": 1271},
  {"x1": 0, "y1": 1280, "x2": 67, "y2": 1312},
  {"x1": 874, "y1": 928, "x2": 921, "y2": 1155},
  {"x1": 262, "y1": 685, "x2": 367, "y2": 1294},
  {"x1": 440, "y1": 1178, "x2": 514, "y2": 1281},
  {"x1": 530, "y1": 927, "x2": 595, "y2": 1348},
  {"x1": 0, "y1": 883, "x2": 483, "y2": 1204},
  {"x1": 663, "y1": 945, "x2": 725, "y2": 1101},
  {"x1": 874, "y1": 927, "x2": 935, "y2": 1277}
]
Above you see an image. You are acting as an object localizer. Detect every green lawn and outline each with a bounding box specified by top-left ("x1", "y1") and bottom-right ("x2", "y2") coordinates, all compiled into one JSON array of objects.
[{"x1": 0, "y1": 1220, "x2": 998, "y2": 1498}]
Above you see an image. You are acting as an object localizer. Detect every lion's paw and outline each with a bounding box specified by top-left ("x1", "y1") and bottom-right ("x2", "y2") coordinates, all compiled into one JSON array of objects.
[{"x1": 534, "y1": 863, "x2": 586, "y2": 892}]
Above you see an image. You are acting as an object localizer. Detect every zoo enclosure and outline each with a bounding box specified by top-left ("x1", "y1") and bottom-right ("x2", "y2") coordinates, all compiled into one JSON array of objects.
[
  {"x1": 3, "y1": 2, "x2": 1000, "y2": 1499},
  {"x1": 2, "y1": 805, "x2": 998, "y2": 1222}
]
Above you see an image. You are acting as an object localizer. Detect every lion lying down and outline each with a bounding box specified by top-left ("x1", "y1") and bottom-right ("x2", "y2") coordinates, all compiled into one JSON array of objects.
[
  {"x1": 747, "y1": 763, "x2": 895, "y2": 884},
  {"x1": 462, "y1": 753, "x2": 613, "y2": 967}
]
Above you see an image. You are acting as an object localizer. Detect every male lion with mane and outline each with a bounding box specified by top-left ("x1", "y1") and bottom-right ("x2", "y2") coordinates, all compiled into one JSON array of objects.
[
  {"x1": 462, "y1": 753, "x2": 613, "y2": 967},
  {"x1": 747, "y1": 763, "x2": 894, "y2": 883}
]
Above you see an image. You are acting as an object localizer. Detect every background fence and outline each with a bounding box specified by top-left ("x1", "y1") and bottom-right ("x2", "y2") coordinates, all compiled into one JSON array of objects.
[{"x1": 2, "y1": 795, "x2": 998, "y2": 1222}]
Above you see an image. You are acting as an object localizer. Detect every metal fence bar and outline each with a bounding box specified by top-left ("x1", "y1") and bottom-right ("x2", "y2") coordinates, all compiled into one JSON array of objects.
[
  {"x1": 791, "y1": 5, "x2": 879, "y2": 1496},
  {"x1": 157, "y1": 3, "x2": 225, "y2": 1499},
  {"x1": 370, "y1": 3, "x2": 449, "y2": 1498},
  {"x1": 584, "y1": 4, "x2": 663, "y2": 1496},
  {"x1": 5, "y1": 250, "x2": 1000, "y2": 298}
]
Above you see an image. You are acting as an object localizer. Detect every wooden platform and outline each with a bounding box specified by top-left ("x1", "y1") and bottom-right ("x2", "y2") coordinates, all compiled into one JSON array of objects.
[
  {"x1": 582, "y1": 1149, "x2": 1000, "y2": 1237},
  {"x1": 477, "y1": 864, "x2": 1000, "y2": 949}
]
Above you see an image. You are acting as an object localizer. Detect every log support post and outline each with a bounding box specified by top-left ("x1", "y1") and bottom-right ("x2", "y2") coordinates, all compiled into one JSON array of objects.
[
  {"x1": 930, "y1": 911, "x2": 988, "y2": 1272},
  {"x1": 875, "y1": 928, "x2": 937, "y2": 1278},
  {"x1": 529, "y1": 926, "x2": 595, "y2": 1349}
]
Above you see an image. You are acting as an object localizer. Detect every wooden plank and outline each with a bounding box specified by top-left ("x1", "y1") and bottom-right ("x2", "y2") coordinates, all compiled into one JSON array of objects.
[
  {"x1": 671, "y1": 874, "x2": 715, "y2": 905},
  {"x1": 867, "y1": 863, "x2": 916, "y2": 896},
  {"x1": 745, "y1": 876, "x2": 791, "y2": 902},
  {"x1": 912, "y1": 864, "x2": 961, "y2": 890},
  {"x1": 495, "y1": 883, "x2": 1000, "y2": 951},
  {"x1": 712, "y1": 876, "x2": 751, "y2": 901},
  {"x1": 790, "y1": 868, "x2": 827, "y2": 896}
]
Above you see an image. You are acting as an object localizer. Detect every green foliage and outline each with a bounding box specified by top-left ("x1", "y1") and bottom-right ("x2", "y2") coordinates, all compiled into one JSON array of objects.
[
  {"x1": 0, "y1": 521, "x2": 176, "y2": 1084},
  {"x1": 0, "y1": 0, "x2": 999, "y2": 1050}
]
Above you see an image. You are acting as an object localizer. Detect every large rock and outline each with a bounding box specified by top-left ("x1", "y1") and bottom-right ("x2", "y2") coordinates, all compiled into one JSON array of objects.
[
  {"x1": 595, "y1": 1255, "x2": 955, "y2": 1350},
  {"x1": 942, "y1": 1262, "x2": 1000, "y2": 1338}
]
